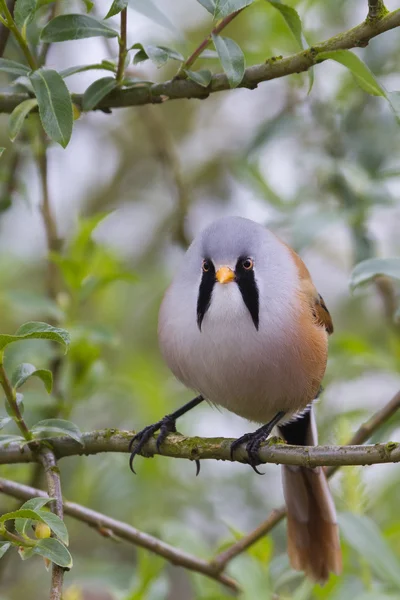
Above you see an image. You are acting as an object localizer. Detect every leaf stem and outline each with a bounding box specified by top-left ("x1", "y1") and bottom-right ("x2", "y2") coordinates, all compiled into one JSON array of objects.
[
  {"x1": 0, "y1": 0, "x2": 37, "y2": 70},
  {"x1": 177, "y1": 8, "x2": 244, "y2": 76},
  {"x1": 0, "y1": 361, "x2": 32, "y2": 441},
  {"x1": 116, "y1": 8, "x2": 127, "y2": 84}
]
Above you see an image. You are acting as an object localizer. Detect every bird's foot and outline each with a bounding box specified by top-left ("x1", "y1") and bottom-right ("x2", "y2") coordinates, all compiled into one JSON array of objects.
[
  {"x1": 230, "y1": 412, "x2": 285, "y2": 475},
  {"x1": 129, "y1": 415, "x2": 201, "y2": 475},
  {"x1": 230, "y1": 430, "x2": 268, "y2": 475}
]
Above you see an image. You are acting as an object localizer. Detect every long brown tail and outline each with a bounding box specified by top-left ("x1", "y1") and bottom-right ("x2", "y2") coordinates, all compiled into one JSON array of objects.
[{"x1": 279, "y1": 407, "x2": 342, "y2": 584}]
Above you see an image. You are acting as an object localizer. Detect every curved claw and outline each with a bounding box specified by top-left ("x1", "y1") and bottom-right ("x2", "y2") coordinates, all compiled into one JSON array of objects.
[{"x1": 195, "y1": 460, "x2": 201, "y2": 477}]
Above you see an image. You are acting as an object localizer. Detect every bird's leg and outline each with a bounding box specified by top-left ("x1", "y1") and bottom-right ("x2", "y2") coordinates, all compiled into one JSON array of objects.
[
  {"x1": 129, "y1": 395, "x2": 204, "y2": 474},
  {"x1": 230, "y1": 411, "x2": 286, "y2": 475}
]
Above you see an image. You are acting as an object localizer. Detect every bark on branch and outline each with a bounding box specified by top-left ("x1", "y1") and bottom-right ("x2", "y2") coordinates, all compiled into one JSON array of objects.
[
  {"x1": 0, "y1": 9, "x2": 399, "y2": 113},
  {"x1": 0, "y1": 423, "x2": 399, "y2": 468}
]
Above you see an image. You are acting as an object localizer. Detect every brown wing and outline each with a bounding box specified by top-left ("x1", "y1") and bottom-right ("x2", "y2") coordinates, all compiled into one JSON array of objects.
[{"x1": 283, "y1": 243, "x2": 334, "y2": 335}]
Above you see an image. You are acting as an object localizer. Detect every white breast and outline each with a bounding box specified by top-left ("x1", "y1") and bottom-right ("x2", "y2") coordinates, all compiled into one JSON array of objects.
[{"x1": 158, "y1": 268, "x2": 325, "y2": 424}]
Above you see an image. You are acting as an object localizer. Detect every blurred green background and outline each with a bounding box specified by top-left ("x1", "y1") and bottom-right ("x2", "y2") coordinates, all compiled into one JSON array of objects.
[{"x1": 1, "y1": 0, "x2": 400, "y2": 598}]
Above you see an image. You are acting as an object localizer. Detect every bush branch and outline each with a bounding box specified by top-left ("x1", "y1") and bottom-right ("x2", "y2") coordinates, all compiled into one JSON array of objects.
[
  {"x1": 38, "y1": 448, "x2": 64, "y2": 600},
  {"x1": 116, "y1": 8, "x2": 127, "y2": 84},
  {"x1": 0, "y1": 477, "x2": 240, "y2": 592},
  {"x1": 0, "y1": 8, "x2": 399, "y2": 114},
  {"x1": 212, "y1": 389, "x2": 400, "y2": 571}
]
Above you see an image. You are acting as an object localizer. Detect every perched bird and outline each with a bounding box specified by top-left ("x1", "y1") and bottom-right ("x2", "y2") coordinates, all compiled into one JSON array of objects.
[{"x1": 130, "y1": 216, "x2": 342, "y2": 583}]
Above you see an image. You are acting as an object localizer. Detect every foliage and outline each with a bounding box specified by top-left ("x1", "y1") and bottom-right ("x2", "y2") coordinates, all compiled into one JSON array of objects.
[{"x1": 0, "y1": 0, "x2": 399, "y2": 599}]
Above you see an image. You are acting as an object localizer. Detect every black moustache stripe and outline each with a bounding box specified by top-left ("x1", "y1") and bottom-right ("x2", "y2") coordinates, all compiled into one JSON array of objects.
[
  {"x1": 197, "y1": 261, "x2": 215, "y2": 330},
  {"x1": 235, "y1": 257, "x2": 259, "y2": 330}
]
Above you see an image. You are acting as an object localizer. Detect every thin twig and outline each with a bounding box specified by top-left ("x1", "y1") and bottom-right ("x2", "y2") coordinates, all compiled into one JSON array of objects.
[
  {"x1": 1, "y1": 8, "x2": 398, "y2": 114},
  {"x1": 212, "y1": 390, "x2": 400, "y2": 571},
  {"x1": 0, "y1": 0, "x2": 15, "y2": 57},
  {"x1": 0, "y1": 0, "x2": 37, "y2": 69},
  {"x1": 177, "y1": 8, "x2": 245, "y2": 76},
  {"x1": 116, "y1": 8, "x2": 127, "y2": 84},
  {"x1": 0, "y1": 362, "x2": 32, "y2": 440},
  {"x1": 0, "y1": 477, "x2": 240, "y2": 593},
  {"x1": 37, "y1": 449, "x2": 64, "y2": 600}
]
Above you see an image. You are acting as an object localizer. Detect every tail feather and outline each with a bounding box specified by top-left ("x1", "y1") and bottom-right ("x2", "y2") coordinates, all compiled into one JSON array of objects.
[{"x1": 279, "y1": 407, "x2": 342, "y2": 584}]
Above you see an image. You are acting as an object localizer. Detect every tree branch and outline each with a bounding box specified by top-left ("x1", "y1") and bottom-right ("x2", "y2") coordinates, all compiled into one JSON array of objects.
[
  {"x1": 212, "y1": 389, "x2": 400, "y2": 571},
  {"x1": 116, "y1": 8, "x2": 127, "y2": 84},
  {"x1": 0, "y1": 410, "x2": 399, "y2": 468},
  {"x1": 0, "y1": 8, "x2": 398, "y2": 114},
  {"x1": 38, "y1": 448, "x2": 64, "y2": 600},
  {"x1": 0, "y1": 477, "x2": 240, "y2": 592}
]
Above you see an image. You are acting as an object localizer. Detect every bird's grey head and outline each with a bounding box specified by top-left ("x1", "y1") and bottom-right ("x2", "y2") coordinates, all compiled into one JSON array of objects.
[{"x1": 178, "y1": 217, "x2": 296, "y2": 332}]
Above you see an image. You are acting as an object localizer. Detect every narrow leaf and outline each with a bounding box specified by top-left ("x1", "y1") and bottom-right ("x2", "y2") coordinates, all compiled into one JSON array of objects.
[
  {"x1": 128, "y1": 0, "x2": 178, "y2": 34},
  {"x1": 60, "y1": 63, "x2": 116, "y2": 78},
  {"x1": 212, "y1": 34, "x2": 245, "y2": 88},
  {"x1": 0, "y1": 542, "x2": 11, "y2": 559},
  {"x1": 0, "y1": 509, "x2": 46, "y2": 524},
  {"x1": 33, "y1": 538, "x2": 73, "y2": 568},
  {"x1": 105, "y1": 0, "x2": 128, "y2": 18},
  {"x1": 0, "y1": 417, "x2": 11, "y2": 430},
  {"x1": 0, "y1": 58, "x2": 30, "y2": 77},
  {"x1": 215, "y1": 0, "x2": 254, "y2": 19},
  {"x1": 0, "y1": 434, "x2": 24, "y2": 445},
  {"x1": 82, "y1": 77, "x2": 117, "y2": 111},
  {"x1": 41, "y1": 14, "x2": 118, "y2": 43},
  {"x1": 31, "y1": 418, "x2": 83, "y2": 445},
  {"x1": 317, "y1": 49, "x2": 385, "y2": 97},
  {"x1": 0, "y1": 321, "x2": 70, "y2": 352},
  {"x1": 185, "y1": 69, "x2": 212, "y2": 88},
  {"x1": 21, "y1": 498, "x2": 54, "y2": 511},
  {"x1": 11, "y1": 363, "x2": 53, "y2": 393},
  {"x1": 339, "y1": 513, "x2": 400, "y2": 587},
  {"x1": 350, "y1": 258, "x2": 400, "y2": 290},
  {"x1": 8, "y1": 99, "x2": 38, "y2": 142},
  {"x1": 268, "y1": 1, "x2": 303, "y2": 49},
  {"x1": 38, "y1": 511, "x2": 69, "y2": 545},
  {"x1": 14, "y1": 0, "x2": 36, "y2": 29},
  {"x1": 0, "y1": 148, "x2": 5, "y2": 158},
  {"x1": 29, "y1": 69, "x2": 73, "y2": 148},
  {"x1": 197, "y1": 0, "x2": 216, "y2": 14}
]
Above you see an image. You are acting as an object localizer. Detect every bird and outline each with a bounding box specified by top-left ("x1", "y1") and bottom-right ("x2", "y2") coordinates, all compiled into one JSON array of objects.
[{"x1": 129, "y1": 216, "x2": 342, "y2": 584}]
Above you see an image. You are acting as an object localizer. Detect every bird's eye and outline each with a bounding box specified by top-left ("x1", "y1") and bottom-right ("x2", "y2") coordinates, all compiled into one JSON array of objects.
[
  {"x1": 242, "y1": 258, "x2": 254, "y2": 270},
  {"x1": 202, "y1": 259, "x2": 211, "y2": 273}
]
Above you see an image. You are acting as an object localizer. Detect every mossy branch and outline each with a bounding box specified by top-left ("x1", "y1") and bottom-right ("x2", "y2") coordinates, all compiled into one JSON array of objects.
[{"x1": 0, "y1": 9, "x2": 398, "y2": 113}]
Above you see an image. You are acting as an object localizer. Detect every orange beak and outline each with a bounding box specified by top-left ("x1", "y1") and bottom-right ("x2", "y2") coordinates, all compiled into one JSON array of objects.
[{"x1": 215, "y1": 266, "x2": 235, "y2": 284}]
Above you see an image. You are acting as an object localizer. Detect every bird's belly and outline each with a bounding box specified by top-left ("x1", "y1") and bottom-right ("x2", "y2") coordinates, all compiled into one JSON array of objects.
[{"x1": 167, "y1": 323, "x2": 323, "y2": 424}]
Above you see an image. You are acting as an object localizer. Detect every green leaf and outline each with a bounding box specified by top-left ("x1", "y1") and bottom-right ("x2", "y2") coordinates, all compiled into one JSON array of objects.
[
  {"x1": 33, "y1": 538, "x2": 73, "y2": 568},
  {"x1": 267, "y1": 1, "x2": 303, "y2": 49},
  {"x1": 128, "y1": 0, "x2": 178, "y2": 34},
  {"x1": 11, "y1": 363, "x2": 53, "y2": 393},
  {"x1": 0, "y1": 434, "x2": 24, "y2": 445},
  {"x1": 215, "y1": 0, "x2": 254, "y2": 19},
  {"x1": 82, "y1": 0, "x2": 94, "y2": 12},
  {"x1": 0, "y1": 509, "x2": 46, "y2": 525},
  {"x1": 60, "y1": 63, "x2": 116, "y2": 78},
  {"x1": 0, "y1": 542, "x2": 11, "y2": 559},
  {"x1": 131, "y1": 44, "x2": 183, "y2": 68},
  {"x1": 0, "y1": 148, "x2": 5, "y2": 158},
  {"x1": 197, "y1": 0, "x2": 216, "y2": 14},
  {"x1": 0, "y1": 321, "x2": 70, "y2": 352},
  {"x1": 0, "y1": 58, "x2": 30, "y2": 77},
  {"x1": 18, "y1": 546, "x2": 35, "y2": 560},
  {"x1": 38, "y1": 511, "x2": 69, "y2": 545},
  {"x1": 41, "y1": 14, "x2": 118, "y2": 43},
  {"x1": 82, "y1": 77, "x2": 117, "y2": 111},
  {"x1": 15, "y1": 497, "x2": 55, "y2": 537},
  {"x1": 339, "y1": 512, "x2": 400, "y2": 587},
  {"x1": 350, "y1": 258, "x2": 400, "y2": 290},
  {"x1": 8, "y1": 98, "x2": 38, "y2": 143},
  {"x1": 185, "y1": 69, "x2": 212, "y2": 88},
  {"x1": 0, "y1": 417, "x2": 11, "y2": 430},
  {"x1": 29, "y1": 69, "x2": 73, "y2": 148},
  {"x1": 14, "y1": 0, "x2": 36, "y2": 29},
  {"x1": 317, "y1": 49, "x2": 385, "y2": 97},
  {"x1": 5, "y1": 392, "x2": 24, "y2": 417},
  {"x1": 31, "y1": 418, "x2": 83, "y2": 445},
  {"x1": 212, "y1": 34, "x2": 245, "y2": 88},
  {"x1": 105, "y1": 0, "x2": 128, "y2": 18}
]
